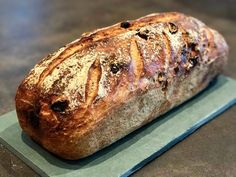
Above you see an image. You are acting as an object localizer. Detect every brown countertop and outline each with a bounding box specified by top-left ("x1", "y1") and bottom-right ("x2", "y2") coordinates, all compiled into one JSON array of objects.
[{"x1": 0, "y1": 0, "x2": 235, "y2": 176}]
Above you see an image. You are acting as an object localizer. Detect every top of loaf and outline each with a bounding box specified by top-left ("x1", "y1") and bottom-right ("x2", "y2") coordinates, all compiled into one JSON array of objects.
[{"x1": 18, "y1": 12, "x2": 228, "y2": 122}]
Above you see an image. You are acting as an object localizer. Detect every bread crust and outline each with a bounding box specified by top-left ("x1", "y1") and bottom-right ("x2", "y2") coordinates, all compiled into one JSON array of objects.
[{"x1": 15, "y1": 12, "x2": 228, "y2": 159}]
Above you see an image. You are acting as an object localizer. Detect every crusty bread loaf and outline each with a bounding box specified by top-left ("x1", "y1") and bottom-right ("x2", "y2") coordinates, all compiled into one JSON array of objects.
[{"x1": 15, "y1": 12, "x2": 228, "y2": 160}]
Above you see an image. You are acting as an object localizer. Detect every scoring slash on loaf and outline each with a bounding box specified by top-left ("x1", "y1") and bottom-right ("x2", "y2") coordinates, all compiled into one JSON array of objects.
[{"x1": 15, "y1": 12, "x2": 228, "y2": 160}]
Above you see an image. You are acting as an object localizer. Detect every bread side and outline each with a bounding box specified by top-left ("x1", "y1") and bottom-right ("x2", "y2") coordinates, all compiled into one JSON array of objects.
[
  {"x1": 15, "y1": 12, "x2": 228, "y2": 159},
  {"x1": 40, "y1": 55, "x2": 225, "y2": 159}
]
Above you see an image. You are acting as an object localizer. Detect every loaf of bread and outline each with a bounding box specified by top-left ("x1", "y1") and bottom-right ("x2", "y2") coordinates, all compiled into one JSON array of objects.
[{"x1": 15, "y1": 12, "x2": 228, "y2": 160}]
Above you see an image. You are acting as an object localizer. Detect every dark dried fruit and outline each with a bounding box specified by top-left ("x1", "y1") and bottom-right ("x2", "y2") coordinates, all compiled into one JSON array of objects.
[
  {"x1": 136, "y1": 32, "x2": 148, "y2": 40},
  {"x1": 168, "y1": 22, "x2": 178, "y2": 34},
  {"x1": 189, "y1": 42, "x2": 197, "y2": 51},
  {"x1": 110, "y1": 63, "x2": 120, "y2": 74},
  {"x1": 189, "y1": 56, "x2": 198, "y2": 67},
  {"x1": 51, "y1": 100, "x2": 69, "y2": 112},
  {"x1": 120, "y1": 21, "x2": 131, "y2": 29},
  {"x1": 174, "y1": 66, "x2": 179, "y2": 74},
  {"x1": 27, "y1": 110, "x2": 39, "y2": 128},
  {"x1": 161, "y1": 80, "x2": 168, "y2": 91}
]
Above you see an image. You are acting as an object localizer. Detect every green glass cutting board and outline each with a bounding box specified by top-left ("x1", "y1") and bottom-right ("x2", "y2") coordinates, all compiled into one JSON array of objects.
[{"x1": 0, "y1": 75, "x2": 236, "y2": 177}]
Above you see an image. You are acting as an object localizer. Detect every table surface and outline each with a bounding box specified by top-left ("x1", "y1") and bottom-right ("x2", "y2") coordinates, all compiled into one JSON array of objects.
[{"x1": 0, "y1": 0, "x2": 235, "y2": 177}]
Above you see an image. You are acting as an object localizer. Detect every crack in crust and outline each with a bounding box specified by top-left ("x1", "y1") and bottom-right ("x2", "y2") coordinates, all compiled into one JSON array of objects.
[
  {"x1": 85, "y1": 58, "x2": 102, "y2": 106},
  {"x1": 37, "y1": 44, "x2": 85, "y2": 87},
  {"x1": 130, "y1": 38, "x2": 144, "y2": 86},
  {"x1": 162, "y1": 31, "x2": 172, "y2": 72}
]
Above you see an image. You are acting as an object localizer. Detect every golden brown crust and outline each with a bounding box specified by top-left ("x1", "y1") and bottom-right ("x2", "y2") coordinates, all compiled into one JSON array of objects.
[{"x1": 15, "y1": 12, "x2": 228, "y2": 159}]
